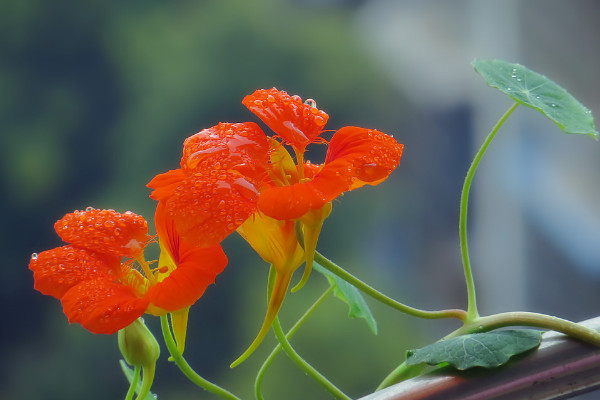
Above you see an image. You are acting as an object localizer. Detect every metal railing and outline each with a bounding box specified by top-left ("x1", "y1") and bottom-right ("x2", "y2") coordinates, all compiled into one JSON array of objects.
[{"x1": 361, "y1": 316, "x2": 600, "y2": 400}]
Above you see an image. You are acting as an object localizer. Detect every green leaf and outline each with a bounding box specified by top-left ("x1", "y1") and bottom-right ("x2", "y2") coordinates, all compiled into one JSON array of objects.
[
  {"x1": 313, "y1": 262, "x2": 378, "y2": 334},
  {"x1": 120, "y1": 360, "x2": 157, "y2": 400},
  {"x1": 473, "y1": 59, "x2": 598, "y2": 139},
  {"x1": 405, "y1": 329, "x2": 543, "y2": 370}
]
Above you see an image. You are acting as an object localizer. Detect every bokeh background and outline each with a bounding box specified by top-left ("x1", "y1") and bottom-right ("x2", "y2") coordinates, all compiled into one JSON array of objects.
[{"x1": 3, "y1": 0, "x2": 600, "y2": 399}]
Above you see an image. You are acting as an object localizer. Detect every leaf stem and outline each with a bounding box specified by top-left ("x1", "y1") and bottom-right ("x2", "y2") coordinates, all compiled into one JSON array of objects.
[
  {"x1": 159, "y1": 314, "x2": 241, "y2": 400},
  {"x1": 445, "y1": 312, "x2": 600, "y2": 345},
  {"x1": 376, "y1": 362, "x2": 426, "y2": 391},
  {"x1": 124, "y1": 365, "x2": 141, "y2": 400},
  {"x1": 272, "y1": 315, "x2": 351, "y2": 400},
  {"x1": 136, "y1": 365, "x2": 155, "y2": 400},
  {"x1": 314, "y1": 251, "x2": 467, "y2": 321},
  {"x1": 460, "y1": 102, "x2": 519, "y2": 322},
  {"x1": 255, "y1": 286, "x2": 334, "y2": 400}
]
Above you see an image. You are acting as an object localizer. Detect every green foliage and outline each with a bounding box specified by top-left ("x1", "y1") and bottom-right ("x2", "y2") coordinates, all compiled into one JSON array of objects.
[
  {"x1": 406, "y1": 329, "x2": 543, "y2": 370},
  {"x1": 314, "y1": 262, "x2": 378, "y2": 335},
  {"x1": 473, "y1": 59, "x2": 598, "y2": 139}
]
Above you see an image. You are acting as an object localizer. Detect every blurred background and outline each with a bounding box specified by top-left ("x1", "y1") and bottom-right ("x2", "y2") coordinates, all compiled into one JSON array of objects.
[{"x1": 3, "y1": 0, "x2": 600, "y2": 399}]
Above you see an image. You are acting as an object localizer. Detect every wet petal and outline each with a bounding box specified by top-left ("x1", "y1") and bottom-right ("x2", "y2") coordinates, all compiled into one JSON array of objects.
[
  {"x1": 145, "y1": 244, "x2": 227, "y2": 311},
  {"x1": 182, "y1": 122, "x2": 269, "y2": 181},
  {"x1": 257, "y1": 159, "x2": 353, "y2": 220},
  {"x1": 326, "y1": 126, "x2": 404, "y2": 186},
  {"x1": 29, "y1": 245, "x2": 120, "y2": 299},
  {"x1": 243, "y1": 88, "x2": 329, "y2": 151},
  {"x1": 55, "y1": 208, "x2": 150, "y2": 257},
  {"x1": 61, "y1": 278, "x2": 149, "y2": 334},
  {"x1": 165, "y1": 170, "x2": 260, "y2": 247},
  {"x1": 147, "y1": 169, "x2": 186, "y2": 202}
]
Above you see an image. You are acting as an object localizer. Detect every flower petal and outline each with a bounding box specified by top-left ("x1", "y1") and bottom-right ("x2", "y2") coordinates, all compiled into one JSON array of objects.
[
  {"x1": 325, "y1": 126, "x2": 404, "y2": 185},
  {"x1": 165, "y1": 169, "x2": 260, "y2": 247},
  {"x1": 257, "y1": 159, "x2": 352, "y2": 220},
  {"x1": 55, "y1": 208, "x2": 150, "y2": 257},
  {"x1": 145, "y1": 244, "x2": 227, "y2": 311},
  {"x1": 258, "y1": 127, "x2": 403, "y2": 220},
  {"x1": 61, "y1": 278, "x2": 149, "y2": 334},
  {"x1": 29, "y1": 245, "x2": 120, "y2": 299},
  {"x1": 182, "y1": 122, "x2": 269, "y2": 181},
  {"x1": 242, "y1": 88, "x2": 329, "y2": 151},
  {"x1": 147, "y1": 168, "x2": 186, "y2": 202}
]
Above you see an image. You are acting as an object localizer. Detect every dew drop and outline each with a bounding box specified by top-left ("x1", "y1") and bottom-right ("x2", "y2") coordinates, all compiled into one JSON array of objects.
[
  {"x1": 31, "y1": 253, "x2": 38, "y2": 260},
  {"x1": 86, "y1": 206, "x2": 94, "y2": 212},
  {"x1": 304, "y1": 99, "x2": 317, "y2": 108},
  {"x1": 104, "y1": 220, "x2": 115, "y2": 228},
  {"x1": 114, "y1": 227, "x2": 122, "y2": 236}
]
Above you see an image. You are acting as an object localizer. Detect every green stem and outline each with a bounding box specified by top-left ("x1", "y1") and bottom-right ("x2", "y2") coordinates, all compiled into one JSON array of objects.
[
  {"x1": 124, "y1": 365, "x2": 141, "y2": 400},
  {"x1": 136, "y1": 365, "x2": 155, "y2": 400},
  {"x1": 445, "y1": 312, "x2": 600, "y2": 345},
  {"x1": 272, "y1": 315, "x2": 351, "y2": 400},
  {"x1": 377, "y1": 362, "x2": 426, "y2": 391},
  {"x1": 159, "y1": 315, "x2": 241, "y2": 400},
  {"x1": 255, "y1": 286, "x2": 334, "y2": 400},
  {"x1": 459, "y1": 102, "x2": 519, "y2": 322},
  {"x1": 314, "y1": 251, "x2": 467, "y2": 321}
]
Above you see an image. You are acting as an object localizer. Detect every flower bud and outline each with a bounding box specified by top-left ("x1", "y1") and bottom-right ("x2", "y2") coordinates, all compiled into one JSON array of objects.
[{"x1": 118, "y1": 318, "x2": 160, "y2": 367}]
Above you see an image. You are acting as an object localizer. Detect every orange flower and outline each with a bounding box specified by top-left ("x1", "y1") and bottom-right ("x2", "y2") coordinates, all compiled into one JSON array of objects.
[
  {"x1": 29, "y1": 207, "x2": 227, "y2": 335},
  {"x1": 147, "y1": 88, "x2": 404, "y2": 365}
]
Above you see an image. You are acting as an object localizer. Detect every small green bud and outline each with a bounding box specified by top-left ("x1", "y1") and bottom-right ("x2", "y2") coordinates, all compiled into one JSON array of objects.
[{"x1": 118, "y1": 318, "x2": 160, "y2": 367}]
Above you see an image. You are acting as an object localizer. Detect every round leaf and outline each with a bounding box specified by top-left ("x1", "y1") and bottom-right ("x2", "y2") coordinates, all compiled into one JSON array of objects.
[{"x1": 473, "y1": 59, "x2": 598, "y2": 139}]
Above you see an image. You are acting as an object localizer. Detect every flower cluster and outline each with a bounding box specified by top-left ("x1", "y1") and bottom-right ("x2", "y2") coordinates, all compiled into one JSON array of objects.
[{"x1": 29, "y1": 87, "x2": 403, "y2": 365}]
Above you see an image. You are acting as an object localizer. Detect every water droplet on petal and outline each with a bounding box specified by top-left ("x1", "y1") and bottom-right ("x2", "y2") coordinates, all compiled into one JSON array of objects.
[
  {"x1": 304, "y1": 98, "x2": 317, "y2": 108},
  {"x1": 31, "y1": 253, "x2": 38, "y2": 260},
  {"x1": 86, "y1": 206, "x2": 94, "y2": 212},
  {"x1": 104, "y1": 220, "x2": 115, "y2": 228}
]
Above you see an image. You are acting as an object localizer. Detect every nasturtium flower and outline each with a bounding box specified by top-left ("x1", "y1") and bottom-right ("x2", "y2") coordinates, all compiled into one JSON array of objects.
[
  {"x1": 29, "y1": 207, "x2": 227, "y2": 336},
  {"x1": 147, "y1": 88, "x2": 404, "y2": 365}
]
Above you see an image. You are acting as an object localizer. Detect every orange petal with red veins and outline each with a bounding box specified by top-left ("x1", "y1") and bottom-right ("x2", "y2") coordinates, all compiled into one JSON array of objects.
[
  {"x1": 258, "y1": 159, "x2": 353, "y2": 220},
  {"x1": 29, "y1": 245, "x2": 120, "y2": 299},
  {"x1": 166, "y1": 170, "x2": 260, "y2": 247},
  {"x1": 182, "y1": 122, "x2": 269, "y2": 181},
  {"x1": 147, "y1": 169, "x2": 186, "y2": 202},
  {"x1": 325, "y1": 126, "x2": 404, "y2": 185},
  {"x1": 145, "y1": 245, "x2": 227, "y2": 311},
  {"x1": 61, "y1": 278, "x2": 149, "y2": 334},
  {"x1": 243, "y1": 88, "x2": 329, "y2": 151},
  {"x1": 55, "y1": 208, "x2": 150, "y2": 257}
]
